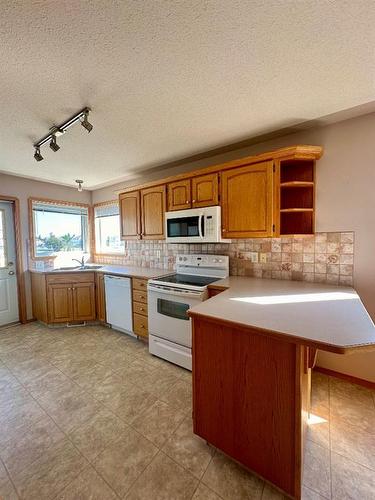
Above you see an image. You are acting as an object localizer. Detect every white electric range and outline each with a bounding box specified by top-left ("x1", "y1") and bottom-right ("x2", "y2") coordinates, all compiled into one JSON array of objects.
[{"x1": 147, "y1": 254, "x2": 229, "y2": 370}]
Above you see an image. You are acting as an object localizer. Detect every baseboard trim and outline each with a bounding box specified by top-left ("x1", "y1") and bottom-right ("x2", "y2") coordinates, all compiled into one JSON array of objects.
[{"x1": 314, "y1": 366, "x2": 375, "y2": 390}]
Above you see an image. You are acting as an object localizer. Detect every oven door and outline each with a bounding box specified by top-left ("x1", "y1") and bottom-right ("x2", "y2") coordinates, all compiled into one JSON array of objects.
[{"x1": 148, "y1": 284, "x2": 205, "y2": 347}]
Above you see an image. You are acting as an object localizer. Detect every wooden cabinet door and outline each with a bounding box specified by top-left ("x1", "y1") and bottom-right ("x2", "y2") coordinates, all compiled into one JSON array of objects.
[
  {"x1": 47, "y1": 283, "x2": 73, "y2": 323},
  {"x1": 192, "y1": 173, "x2": 219, "y2": 208},
  {"x1": 167, "y1": 179, "x2": 191, "y2": 211},
  {"x1": 119, "y1": 191, "x2": 141, "y2": 240},
  {"x1": 72, "y1": 282, "x2": 96, "y2": 321},
  {"x1": 95, "y1": 274, "x2": 106, "y2": 323},
  {"x1": 141, "y1": 185, "x2": 166, "y2": 240},
  {"x1": 221, "y1": 161, "x2": 274, "y2": 238}
]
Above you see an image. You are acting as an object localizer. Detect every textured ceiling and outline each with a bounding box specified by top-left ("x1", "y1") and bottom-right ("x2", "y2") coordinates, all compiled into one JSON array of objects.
[{"x1": 1, "y1": 0, "x2": 375, "y2": 189}]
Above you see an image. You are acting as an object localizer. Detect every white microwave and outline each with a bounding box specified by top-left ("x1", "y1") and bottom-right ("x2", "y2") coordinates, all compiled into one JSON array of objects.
[{"x1": 165, "y1": 206, "x2": 230, "y2": 243}]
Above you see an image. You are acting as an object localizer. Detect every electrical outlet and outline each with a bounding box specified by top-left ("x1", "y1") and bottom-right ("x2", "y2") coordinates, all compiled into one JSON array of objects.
[
  {"x1": 156, "y1": 250, "x2": 161, "y2": 258},
  {"x1": 260, "y1": 253, "x2": 267, "y2": 263},
  {"x1": 250, "y1": 252, "x2": 258, "y2": 263}
]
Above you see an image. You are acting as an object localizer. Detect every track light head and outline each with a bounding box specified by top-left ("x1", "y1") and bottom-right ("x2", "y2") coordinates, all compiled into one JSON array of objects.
[
  {"x1": 81, "y1": 112, "x2": 93, "y2": 133},
  {"x1": 75, "y1": 179, "x2": 84, "y2": 192},
  {"x1": 34, "y1": 147, "x2": 43, "y2": 162},
  {"x1": 49, "y1": 136, "x2": 60, "y2": 152}
]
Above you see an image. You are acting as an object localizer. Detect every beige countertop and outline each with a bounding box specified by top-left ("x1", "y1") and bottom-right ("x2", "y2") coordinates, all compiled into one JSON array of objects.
[
  {"x1": 30, "y1": 264, "x2": 172, "y2": 280},
  {"x1": 189, "y1": 276, "x2": 375, "y2": 353}
]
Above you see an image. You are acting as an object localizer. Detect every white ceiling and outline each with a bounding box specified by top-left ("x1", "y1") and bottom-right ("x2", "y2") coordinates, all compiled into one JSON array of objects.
[{"x1": 1, "y1": 0, "x2": 375, "y2": 190}]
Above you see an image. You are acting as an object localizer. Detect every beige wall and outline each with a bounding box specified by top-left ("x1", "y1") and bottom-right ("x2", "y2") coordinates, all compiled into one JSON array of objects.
[
  {"x1": 0, "y1": 173, "x2": 91, "y2": 318},
  {"x1": 93, "y1": 112, "x2": 375, "y2": 382}
]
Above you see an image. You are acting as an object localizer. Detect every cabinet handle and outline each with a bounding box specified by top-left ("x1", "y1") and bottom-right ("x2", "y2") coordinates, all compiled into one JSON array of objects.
[
  {"x1": 186, "y1": 200, "x2": 189, "y2": 204},
  {"x1": 140, "y1": 307, "x2": 144, "y2": 311},
  {"x1": 141, "y1": 325, "x2": 145, "y2": 328},
  {"x1": 192, "y1": 199, "x2": 196, "y2": 203},
  {"x1": 222, "y1": 229, "x2": 227, "y2": 233}
]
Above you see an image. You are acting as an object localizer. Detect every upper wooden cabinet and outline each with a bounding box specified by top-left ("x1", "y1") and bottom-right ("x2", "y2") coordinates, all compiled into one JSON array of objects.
[
  {"x1": 119, "y1": 145, "x2": 322, "y2": 238},
  {"x1": 119, "y1": 191, "x2": 141, "y2": 240},
  {"x1": 120, "y1": 186, "x2": 166, "y2": 240},
  {"x1": 168, "y1": 179, "x2": 191, "y2": 211},
  {"x1": 140, "y1": 185, "x2": 166, "y2": 239},
  {"x1": 191, "y1": 173, "x2": 219, "y2": 208},
  {"x1": 221, "y1": 161, "x2": 274, "y2": 238},
  {"x1": 167, "y1": 174, "x2": 219, "y2": 211}
]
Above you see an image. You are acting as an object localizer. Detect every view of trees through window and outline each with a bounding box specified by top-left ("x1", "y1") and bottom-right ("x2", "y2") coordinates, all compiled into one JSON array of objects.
[{"x1": 32, "y1": 201, "x2": 88, "y2": 259}]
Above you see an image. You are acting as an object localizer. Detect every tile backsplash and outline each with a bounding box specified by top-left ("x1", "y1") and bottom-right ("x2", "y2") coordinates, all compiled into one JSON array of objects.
[{"x1": 94, "y1": 231, "x2": 354, "y2": 286}]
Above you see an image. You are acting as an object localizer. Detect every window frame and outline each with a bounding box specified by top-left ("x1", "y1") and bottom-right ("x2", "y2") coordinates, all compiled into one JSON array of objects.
[
  {"x1": 28, "y1": 197, "x2": 92, "y2": 261},
  {"x1": 93, "y1": 200, "x2": 125, "y2": 256}
]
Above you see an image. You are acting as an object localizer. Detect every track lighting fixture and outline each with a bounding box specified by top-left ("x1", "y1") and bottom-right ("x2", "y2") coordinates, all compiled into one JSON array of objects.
[
  {"x1": 81, "y1": 111, "x2": 93, "y2": 133},
  {"x1": 33, "y1": 107, "x2": 92, "y2": 161},
  {"x1": 75, "y1": 179, "x2": 84, "y2": 192},
  {"x1": 33, "y1": 147, "x2": 43, "y2": 162},
  {"x1": 49, "y1": 136, "x2": 60, "y2": 152}
]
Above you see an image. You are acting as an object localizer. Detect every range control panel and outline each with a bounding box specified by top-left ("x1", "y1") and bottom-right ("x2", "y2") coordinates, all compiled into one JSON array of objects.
[{"x1": 176, "y1": 254, "x2": 229, "y2": 277}]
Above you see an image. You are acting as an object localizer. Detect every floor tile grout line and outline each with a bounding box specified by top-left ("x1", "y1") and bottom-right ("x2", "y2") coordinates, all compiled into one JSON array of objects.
[
  {"x1": 0, "y1": 359, "x2": 94, "y2": 495},
  {"x1": 49, "y1": 461, "x2": 122, "y2": 500},
  {"x1": 0, "y1": 454, "x2": 22, "y2": 499},
  {"x1": 0, "y1": 326, "x2": 192, "y2": 499}
]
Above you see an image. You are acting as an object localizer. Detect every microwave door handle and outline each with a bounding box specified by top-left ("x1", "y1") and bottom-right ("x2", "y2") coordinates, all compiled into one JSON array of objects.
[{"x1": 198, "y1": 214, "x2": 203, "y2": 239}]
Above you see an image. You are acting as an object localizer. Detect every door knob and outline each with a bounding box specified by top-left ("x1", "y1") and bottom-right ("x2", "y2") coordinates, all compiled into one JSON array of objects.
[{"x1": 8, "y1": 271, "x2": 15, "y2": 275}]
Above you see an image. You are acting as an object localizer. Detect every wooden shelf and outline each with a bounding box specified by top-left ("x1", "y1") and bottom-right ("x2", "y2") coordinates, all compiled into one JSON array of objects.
[
  {"x1": 280, "y1": 208, "x2": 313, "y2": 213},
  {"x1": 280, "y1": 182, "x2": 314, "y2": 188}
]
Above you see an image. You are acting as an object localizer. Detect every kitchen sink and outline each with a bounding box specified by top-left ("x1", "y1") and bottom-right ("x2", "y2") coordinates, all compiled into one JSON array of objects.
[
  {"x1": 52, "y1": 265, "x2": 102, "y2": 271},
  {"x1": 52, "y1": 266, "x2": 80, "y2": 271}
]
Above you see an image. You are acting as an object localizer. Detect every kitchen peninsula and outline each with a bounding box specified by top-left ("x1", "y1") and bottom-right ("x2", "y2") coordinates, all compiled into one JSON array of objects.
[{"x1": 189, "y1": 277, "x2": 375, "y2": 499}]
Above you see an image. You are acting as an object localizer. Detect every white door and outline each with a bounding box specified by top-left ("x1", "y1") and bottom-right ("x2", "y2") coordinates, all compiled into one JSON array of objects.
[{"x1": 0, "y1": 202, "x2": 19, "y2": 326}]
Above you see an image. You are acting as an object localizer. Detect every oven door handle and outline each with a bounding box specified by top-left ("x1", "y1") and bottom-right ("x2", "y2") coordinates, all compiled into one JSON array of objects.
[
  {"x1": 198, "y1": 214, "x2": 203, "y2": 239},
  {"x1": 148, "y1": 284, "x2": 204, "y2": 299}
]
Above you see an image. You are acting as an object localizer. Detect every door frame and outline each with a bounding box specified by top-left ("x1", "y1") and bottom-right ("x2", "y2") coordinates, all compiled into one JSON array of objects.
[{"x1": 0, "y1": 195, "x2": 27, "y2": 324}]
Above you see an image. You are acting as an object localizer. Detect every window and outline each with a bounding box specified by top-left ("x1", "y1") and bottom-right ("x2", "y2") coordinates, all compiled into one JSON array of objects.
[
  {"x1": 31, "y1": 200, "x2": 89, "y2": 263},
  {"x1": 94, "y1": 202, "x2": 124, "y2": 254}
]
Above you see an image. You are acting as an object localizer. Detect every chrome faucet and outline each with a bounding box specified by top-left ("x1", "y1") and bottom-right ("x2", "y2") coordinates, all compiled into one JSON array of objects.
[{"x1": 72, "y1": 256, "x2": 86, "y2": 268}]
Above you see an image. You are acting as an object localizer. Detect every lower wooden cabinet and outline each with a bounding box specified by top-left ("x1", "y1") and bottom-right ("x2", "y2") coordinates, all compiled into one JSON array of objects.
[
  {"x1": 95, "y1": 273, "x2": 106, "y2": 323},
  {"x1": 47, "y1": 284, "x2": 72, "y2": 323},
  {"x1": 72, "y1": 282, "x2": 96, "y2": 322},
  {"x1": 32, "y1": 272, "x2": 96, "y2": 324},
  {"x1": 132, "y1": 277, "x2": 148, "y2": 338}
]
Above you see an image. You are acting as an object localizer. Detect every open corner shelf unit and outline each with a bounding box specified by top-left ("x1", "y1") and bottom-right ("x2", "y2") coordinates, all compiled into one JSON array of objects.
[{"x1": 278, "y1": 159, "x2": 315, "y2": 236}]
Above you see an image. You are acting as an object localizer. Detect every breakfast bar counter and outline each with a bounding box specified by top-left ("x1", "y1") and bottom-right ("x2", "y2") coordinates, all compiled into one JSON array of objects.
[{"x1": 188, "y1": 277, "x2": 375, "y2": 499}]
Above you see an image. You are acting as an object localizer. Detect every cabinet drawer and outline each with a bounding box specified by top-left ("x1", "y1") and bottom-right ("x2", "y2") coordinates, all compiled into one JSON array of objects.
[
  {"x1": 46, "y1": 273, "x2": 95, "y2": 284},
  {"x1": 133, "y1": 313, "x2": 148, "y2": 337},
  {"x1": 133, "y1": 301, "x2": 148, "y2": 317},
  {"x1": 132, "y1": 278, "x2": 148, "y2": 291},
  {"x1": 133, "y1": 290, "x2": 148, "y2": 304}
]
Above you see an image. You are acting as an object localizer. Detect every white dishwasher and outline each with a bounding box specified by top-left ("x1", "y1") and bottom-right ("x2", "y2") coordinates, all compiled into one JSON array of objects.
[{"x1": 104, "y1": 275, "x2": 134, "y2": 335}]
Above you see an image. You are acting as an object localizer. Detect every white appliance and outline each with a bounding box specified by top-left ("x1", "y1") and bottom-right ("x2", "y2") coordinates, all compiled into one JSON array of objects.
[
  {"x1": 148, "y1": 254, "x2": 229, "y2": 370},
  {"x1": 104, "y1": 275, "x2": 134, "y2": 335},
  {"x1": 165, "y1": 206, "x2": 230, "y2": 243}
]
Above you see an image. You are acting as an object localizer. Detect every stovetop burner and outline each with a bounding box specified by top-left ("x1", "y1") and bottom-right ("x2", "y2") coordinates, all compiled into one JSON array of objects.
[{"x1": 152, "y1": 273, "x2": 221, "y2": 288}]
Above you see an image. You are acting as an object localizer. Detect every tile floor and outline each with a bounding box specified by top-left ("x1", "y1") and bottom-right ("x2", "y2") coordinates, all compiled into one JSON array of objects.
[{"x1": 0, "y1": 323, "x2": 374, "y2": 500}]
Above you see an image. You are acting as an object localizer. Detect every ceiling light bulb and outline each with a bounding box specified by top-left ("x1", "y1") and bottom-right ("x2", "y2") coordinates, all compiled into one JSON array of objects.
[
  {"x1": 34, "y1": 147, "x2": 43, "y2": 162},
  {"x1": 49, "y1": 136, "x2": 60, "y2": 152},
  {"x1": 81, "y1": 112, "x2": 93, "y2": 133},
  {"x1": 75, "y1": 179, "x2": 83, "y2": 192}
]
